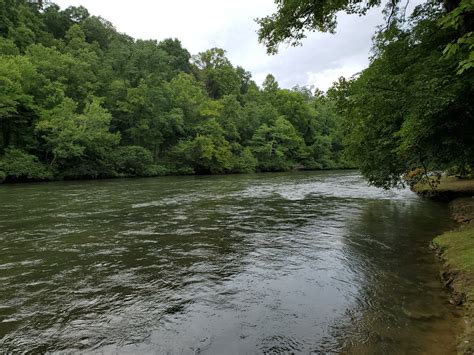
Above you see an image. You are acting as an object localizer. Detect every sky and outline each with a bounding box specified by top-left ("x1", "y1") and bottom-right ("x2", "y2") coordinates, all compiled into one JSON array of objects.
[{"x1": 53, "y1": 0, "x2": 389, "y2": 91}]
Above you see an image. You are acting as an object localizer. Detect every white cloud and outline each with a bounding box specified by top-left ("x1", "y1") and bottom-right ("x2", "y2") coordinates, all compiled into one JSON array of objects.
[{"x1": 306, "y1": 61, "x2": 365, "y2": 91}]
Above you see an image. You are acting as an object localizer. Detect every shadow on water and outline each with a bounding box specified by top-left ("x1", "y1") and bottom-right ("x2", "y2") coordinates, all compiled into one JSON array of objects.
[
  {"x1": 323, "y1": 198, "x2": 461, "y2": 354},
  {"x1": 0, "y1": 171, "x2": 461, "y2": 353}
]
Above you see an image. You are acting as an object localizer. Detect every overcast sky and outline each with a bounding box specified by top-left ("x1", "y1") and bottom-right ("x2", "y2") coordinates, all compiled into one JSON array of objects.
[{"x1": 53, "y1": 0, "x2": 390, "y2": 91}]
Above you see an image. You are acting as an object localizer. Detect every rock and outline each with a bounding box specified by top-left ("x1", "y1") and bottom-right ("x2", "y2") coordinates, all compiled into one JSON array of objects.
[
  {"x1": 402, "y1": 305, "x2": 443, "y2": 320},
  {"x1": 449, "y1": 292, "x2": 464, "y2": 306}
]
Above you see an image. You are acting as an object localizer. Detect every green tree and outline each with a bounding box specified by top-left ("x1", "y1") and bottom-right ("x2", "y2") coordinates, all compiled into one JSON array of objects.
[
  {"x1": 251, "y1": 117, "x2": 305, "y2": 171},
  {"x1": 0, "y1": 55, "x2": 39, "y2": 151},
  {"x1": 113, "y1": 145, "x2": 154, "y2": 176},
  {"x1": 168, "y1": 72, "x2": 207, "y2": 125},
  {"x1": 333, "y1": 4, "x2": 473, "y2": 187},
  {"x1": 157, "y1": 38, "x2": 191, "y2": 74},
  {"x1": 192, "y1": 48, "x2": 240, "y2": 99},
  {"x1": 36, "y1": 97, "x2": 119, "y2": 176},
  {"x1": 0, "y1": 0, "x2": 349, "y2": 183},
  {"x1": 170, "y1": 119, "x2": 235, "y2": 174},
  {"x1": 0, "y1": 148, "x2": 52, "y2": 182},
  {"x1": 256, "y1": 0, "x2": 469, "y2": 54}
]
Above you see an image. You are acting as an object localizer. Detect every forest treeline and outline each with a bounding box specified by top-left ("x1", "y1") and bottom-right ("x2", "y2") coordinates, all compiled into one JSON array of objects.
[
  {"x1": 2, "y1": 0, "x2": 472, "y2": 187},
  {"x1": 0, "y1": 0, "x2": 350, "y2": 183}
]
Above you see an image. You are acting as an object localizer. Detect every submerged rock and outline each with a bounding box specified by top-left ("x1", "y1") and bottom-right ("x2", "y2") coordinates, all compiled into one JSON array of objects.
[{"x1": 402, "y1": 304, "x2": 443, "y2": 320}]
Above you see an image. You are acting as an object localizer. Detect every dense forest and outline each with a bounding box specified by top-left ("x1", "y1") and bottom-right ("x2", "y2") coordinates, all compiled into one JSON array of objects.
[
  {"x1": 1, "y1": 0, "x2": 472, "y2": 187},
  {"x1": 0, "y1": 0, "x2": 350, "y2": 183},
  {"x1": 258, "y1": 0, "x2": 473, "y2": 188}
]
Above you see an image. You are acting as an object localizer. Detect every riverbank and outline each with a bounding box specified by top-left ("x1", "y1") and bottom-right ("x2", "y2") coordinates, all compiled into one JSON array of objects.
[
  {"x1": 414, "y1": 178, "x2": 474, "y2": 353},
  {"x1": 413, "y1": 176, "x2": 474, "y2": 201},
  {"x1": 0, "y1": 167, "x2": 358, "y2": 185}
]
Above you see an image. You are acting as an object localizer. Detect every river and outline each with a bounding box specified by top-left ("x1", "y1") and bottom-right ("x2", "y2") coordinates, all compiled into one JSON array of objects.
[{"x1": 0, "y1": 171, "x2": 461, "y2": 353}]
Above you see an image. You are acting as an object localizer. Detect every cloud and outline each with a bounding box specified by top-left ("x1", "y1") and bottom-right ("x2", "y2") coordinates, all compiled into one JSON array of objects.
[
  {"x1": 53, "y1": 0, "x2": 390, "y2": 91},
  {"x1": 306, "y1": 61, "x2": 366, "y2": 91}
]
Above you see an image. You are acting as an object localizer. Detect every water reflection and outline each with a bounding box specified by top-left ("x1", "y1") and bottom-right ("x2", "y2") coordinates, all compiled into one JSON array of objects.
[{"x1": 0, "y1": 171, "x2": 459, "y2": 353}]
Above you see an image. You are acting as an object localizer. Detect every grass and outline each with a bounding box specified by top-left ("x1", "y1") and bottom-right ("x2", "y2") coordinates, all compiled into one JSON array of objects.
[
  {"x1": 413, "y1": 176, "x2": 474, "y2": 193},
  {"x1": 423, "y1": 176, "x2": 474, "y2": 353},
  {"x1": 414, "y1": 176, "x2": 474, "y2": 352},
  {"x1": 412, "y1": 176, "x2": 474, "y2": 203},
  {"x1": 433, "y1": 225, "x2": 474, "y2": 353},
  {"x1": 434, "y1": 226, "x2": 474, "y2": 290}
]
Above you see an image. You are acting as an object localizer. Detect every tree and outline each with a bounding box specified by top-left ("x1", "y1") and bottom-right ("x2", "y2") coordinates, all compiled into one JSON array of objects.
[
  {"x1": 170, "y1": 119, "x2": 235, "y2": 174},
  {"x1": 157, "y1": 38, "x2": 191, "y2": 74},
  {"x1": 36, "y1": 97, "x2": 119, "y2": 176},
  {"x1": 113, "y1": 145, "x2": 154, "y2": 176},
  {"x1": 257, "y1": 0, "x2": 382, "y2": 54},
  {"x1": 258, "y1": 0, "x2": 473, "y2": 187},
  {"x1": 192, "y1": 48, "x2": 240, "y2": 99},
  {"x1": 0, "y1": 148, "x2": 52, "y2": 181},
  {"x1": 256, "y1": 0, "x2": 470, "y2": 54},
  {"x1": 168, "y1": 72, "x2": 207, "y2": 124},
  {"x1": 333, "y1": 4, "x2": 474, "y2": 187},
  {"x1": 0, "y1": 55, "x2": 39, "y2": 151},
  {"x1": 81, "y1": 16, "x2": 115, "y2": 49},
  {"x1": 262, "y1": 74, "x2": 279, "y2": 94},
  {"x1": 42, "y1": 4, "x2": 72, "y2": 39},
  {"x1": 271, "y1": 88, "x2": 316, "y2": 143},
  {"x1": 26, "y1": 43, "x2": 98, "y2": 106},
  {"x1": 217, "y1": 95, "x2": 241, "y2": 142},
  {"x1": 251, "y1": 117, "x2": 305, "y2": 171},
  {"x1": 0, "y1": 0, "x2": 349, "y2": 183}
]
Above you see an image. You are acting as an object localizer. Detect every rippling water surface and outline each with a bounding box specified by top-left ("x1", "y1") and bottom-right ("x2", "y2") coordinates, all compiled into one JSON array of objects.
[{"x1": 0, "y1": 171, "x2": 461, "y2": 353}]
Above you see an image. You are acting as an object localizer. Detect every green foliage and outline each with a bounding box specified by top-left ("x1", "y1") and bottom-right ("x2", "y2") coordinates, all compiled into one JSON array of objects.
[
  {"x1": 171, "y1": 119, "x2": 234, "y2": 174},
  {"x1": 0, "y1": 148, "x2": 52, "y2": 181},
  {"x1": 113, "y1": 145, "x2": 153, "y2": 176},
  {"x1": 257, "y1": 0, "x2": 472, "y2": 188},
  {"x1": 0, "y1": 0, "x2": 348, "y2": 183},
  {"x1": 0, "y1": 55, "x2": 40, "y2": 151},
  {"x1": 256, "y1": 0, "x2": 382, "y2": 54},
  {"x1": 251, "y1": 117, "x2": 305, "y2": 171},
  {"x1": 36, "y1": 97, "x2": 120, "y2": 176},
  {"x1": 192, "y1": 48, "x2": 240, "y2": 99},
  {"x1": 438, "y1": 0, "x2": 474, "y2": 73},
  {"x1": 257, "y1": 0, "x2": 472, "y2": 59},
  {"x1": 329, "y1": 2, "x2": 473, "y2": 188},
  {"x1": 233, "y1": 146, "x2": 258, "y2": 173},
  {"x1": 0, "y1": 37, "x2": 19, "y2": 55}
]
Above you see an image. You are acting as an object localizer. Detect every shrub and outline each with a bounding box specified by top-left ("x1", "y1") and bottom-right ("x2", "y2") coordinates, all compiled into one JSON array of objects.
[
  {"x1": 144, "y1": 164, "x2": 169, "y2": 177},
  {"x1": 0, "y1": 148, "x2": 52, "y2": 182},
  {"x1": 113, "y1": 146, "x2": 154, "y2": 176}
]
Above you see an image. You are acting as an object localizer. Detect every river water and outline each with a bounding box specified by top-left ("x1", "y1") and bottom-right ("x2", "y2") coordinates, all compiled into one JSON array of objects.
[{"x1": 0, "y1": 171, "x2": 461, "y2": 353}]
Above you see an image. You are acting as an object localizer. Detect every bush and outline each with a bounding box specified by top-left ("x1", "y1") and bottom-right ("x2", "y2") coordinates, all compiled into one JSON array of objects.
[
  {"x1": 113, "y1": 146, "x2": 154, "y2": 176},
  {"x1": 144, "y1": 164, "x2": 169, "y2": 176},
  {"x1": 0, "y1": 170, "x2": 5, "y2": 183},
  {"x1": 174, "y1": 166, "x2": 195, "y2": 175},
  {"x1": 0, "y1": 148, "x2": 53, "y2": 182},
  {"x1": 232, "y1": 147, "x2": 257, "y2": 173},
  {"x1": 61, "y1": 159, "x2": 115, "y2": 180}
]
